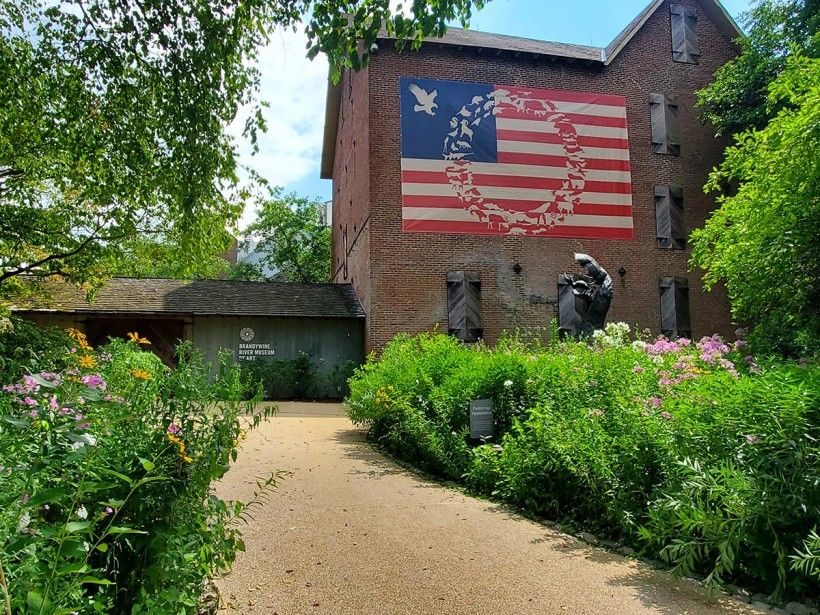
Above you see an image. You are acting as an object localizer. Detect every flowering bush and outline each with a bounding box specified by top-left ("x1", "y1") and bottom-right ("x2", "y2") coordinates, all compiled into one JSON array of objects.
[
  {"x1": 0, "y1": 323, "x2": 271, "y2": 614},
  {"x1": 347, "y1": 328, "x2": 819, "y2": 600}
]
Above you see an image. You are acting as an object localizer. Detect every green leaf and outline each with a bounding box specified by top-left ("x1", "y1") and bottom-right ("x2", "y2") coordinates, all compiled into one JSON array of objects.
[
  {"x1": 65, "y1": 521, "x2": 92, "y2": 533},
  {"x1": 106, "y1": 526, "x2": 148, "y2": 535},
  {"x1": 102, "y1": 468, "x2": 134, "y2": 485},
  {"x1": 96, "y1": 543, "x2": 109, "y2": 552},
  {"x1": 138, "y1": 457, "x2": 155, "y2": 472},
  {"x1": 27, "y1": 487, "x2": 71, "y2": 506},
  {"x1": 78, "y1": 576, "x2": 114, "y2": 585},
  {"x1": 57, "y1": 563, "x2": 91, "y2": 575}
]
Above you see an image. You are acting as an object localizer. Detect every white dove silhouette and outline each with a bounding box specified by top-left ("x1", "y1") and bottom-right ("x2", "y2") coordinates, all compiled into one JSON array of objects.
[{"x1": 408, "y1": 83, "x2": 438, "y2": 116}]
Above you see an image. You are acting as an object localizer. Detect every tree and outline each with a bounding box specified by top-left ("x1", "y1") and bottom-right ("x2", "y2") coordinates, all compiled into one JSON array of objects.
[
  {"x1": 242, "y1": 189, "x2": 331, "y2": 283},
  {"x1": 697, "y1": 0, "x2": 819, "y2": 136},
  {"x1": 112, "y1": 235, "x2": 234, "y2": 279},
  {"x1": 690, "y1": 53, "x2": 820, "y2": 356},
  {"x1": 0, "y1": 0, "x2": 484, "y2": 289}
]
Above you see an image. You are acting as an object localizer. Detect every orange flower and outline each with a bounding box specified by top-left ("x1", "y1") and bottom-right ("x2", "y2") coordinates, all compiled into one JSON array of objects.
[
  {"x1": 129, "y1": 368, "x2": 152, "y2": 380},
  {"x1": 127, "y1": 332, "x2": 151, "y2": 345},
  {"x1": 77, "y1": 355, "x2": 97, "y2": 369}
]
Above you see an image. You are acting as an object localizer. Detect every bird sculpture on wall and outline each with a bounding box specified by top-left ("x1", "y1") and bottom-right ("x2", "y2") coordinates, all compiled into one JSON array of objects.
[{"x1": 408, "y1": 83, "x2": 438, "y2": 116}]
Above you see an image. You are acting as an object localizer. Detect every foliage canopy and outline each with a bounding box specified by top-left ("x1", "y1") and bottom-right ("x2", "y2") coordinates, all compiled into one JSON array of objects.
[
  {"x1": 0, "y1": 0, "x2": 484, "y2": 289},
  {"x1": 691, "y1": 53, "x2": 820, "y2": 356}
]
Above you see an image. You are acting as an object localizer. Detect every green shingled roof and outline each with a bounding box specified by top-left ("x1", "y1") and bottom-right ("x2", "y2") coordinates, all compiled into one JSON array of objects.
[{"x1": 13, "y1": 278, "x2": 365, "y2": 319}]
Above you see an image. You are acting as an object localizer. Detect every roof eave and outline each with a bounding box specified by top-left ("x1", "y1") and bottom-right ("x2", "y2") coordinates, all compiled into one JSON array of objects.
[{"x1": 320, "y1": 76, "x2": 341, "y2": 180}]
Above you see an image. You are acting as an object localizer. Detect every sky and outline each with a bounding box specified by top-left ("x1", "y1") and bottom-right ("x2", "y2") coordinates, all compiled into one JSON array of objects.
[{"x1": 232, "y1": 0, "x2": 753, "y2": 227}]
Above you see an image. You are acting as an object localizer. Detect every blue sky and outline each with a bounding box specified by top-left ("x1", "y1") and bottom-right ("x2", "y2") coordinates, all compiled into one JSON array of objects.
[{"x1": 233, "y1": 0, "x2": 752, "y2": 225}]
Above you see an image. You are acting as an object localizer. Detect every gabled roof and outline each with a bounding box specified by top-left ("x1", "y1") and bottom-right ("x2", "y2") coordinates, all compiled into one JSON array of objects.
[
  {"x1": 320, "y1": 0, "x2": 743, "y2": 178},
  {"x1": 12, "y1": 278, "x2": 366, "y2": 319}
]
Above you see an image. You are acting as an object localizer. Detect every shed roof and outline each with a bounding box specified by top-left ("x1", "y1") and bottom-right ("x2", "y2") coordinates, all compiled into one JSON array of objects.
[
  {"x1": 320, "y1": 0, "x2": 743, "y2": 178},
  {"x1": 12, "y1": 278, "x2": 366, "y2": 319}
]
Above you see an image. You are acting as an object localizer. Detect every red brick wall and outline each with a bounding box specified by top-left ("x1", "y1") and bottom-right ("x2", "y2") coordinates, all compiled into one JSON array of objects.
[
  {"x1": 339, "y1": 0, "x2": 738, "y2": 351},
  {"x1": 331, "y1": 67, "x2": 374, "y2": 348}
]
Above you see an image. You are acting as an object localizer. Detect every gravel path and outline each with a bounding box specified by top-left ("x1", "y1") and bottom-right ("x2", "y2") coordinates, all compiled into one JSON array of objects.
[{"x1": 214, "y1": 402, "x2": 763, "y2": 615}]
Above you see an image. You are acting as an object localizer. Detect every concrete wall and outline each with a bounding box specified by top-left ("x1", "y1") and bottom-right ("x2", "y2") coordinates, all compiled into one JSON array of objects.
[{"x1": 191, "y1": 315, "x2": 364, "y2": 372}]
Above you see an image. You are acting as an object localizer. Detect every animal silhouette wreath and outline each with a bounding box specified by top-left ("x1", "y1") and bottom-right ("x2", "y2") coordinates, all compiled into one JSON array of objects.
[{"x1": 442, "y1": 89, "x2": 587, "y2": 234}]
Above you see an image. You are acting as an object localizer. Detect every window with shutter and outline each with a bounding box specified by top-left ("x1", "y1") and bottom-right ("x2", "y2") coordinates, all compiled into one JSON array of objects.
[
  {"x1": 557, "y1": 274, "x2": 582, "y2": 337},
  {"x1": 659, "y1": 277, "x2": 692, "y2": 339},
  {"x1": 447, "y1": 271, "x2": 482, "y2": 342},
  {"x1": 655, "y1": 186, "x2": 686, "y2": 249},
  {"x1": 670, "y1": 4, "x2": 700, "y2": 64},
  {"x1": 650, "y1": 94, "x2": 681, "y2": 156}
]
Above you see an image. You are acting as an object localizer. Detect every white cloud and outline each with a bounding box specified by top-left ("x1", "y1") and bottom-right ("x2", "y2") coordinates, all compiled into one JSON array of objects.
[{"x1": 230, "y1": 27, "x2": 329, "y2": 227}]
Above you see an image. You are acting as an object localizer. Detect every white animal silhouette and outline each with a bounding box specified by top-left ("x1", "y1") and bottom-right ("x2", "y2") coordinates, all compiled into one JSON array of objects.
[{"x1": 409, "y1": 84, "x2": 438, "y2": 116}]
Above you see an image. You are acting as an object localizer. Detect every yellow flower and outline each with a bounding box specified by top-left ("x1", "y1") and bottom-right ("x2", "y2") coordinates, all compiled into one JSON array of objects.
[
  {"x1": 77, "y1": 355, "x2": 97, "y2": 369},
  {"x1": 127, "y1": 332, "x2": 151, "y2": 345},
  {"x1": 181, "y1": 455, "x2": 193, "y2": 463},
  {"x1": 129, "y1": 368, "x2": 152, "y2": 380},
  {"x1": 67, "y1": 327, "x2": 93, "y2": 351}
]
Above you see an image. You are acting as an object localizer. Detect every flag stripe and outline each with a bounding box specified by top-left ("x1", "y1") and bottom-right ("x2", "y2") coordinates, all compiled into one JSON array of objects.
[
  {"x1": 496, "y1": 128, "x2": 629, "y2": 150},
  {"x1": 401, "y1": 159, "x2": 631, "y2": 183},
  {"x1": 497, "y1": 117, "x2": 628, "y2": 139},
  {"x1": 401, "y1": 171, "x2": 633, "y2": 194},
  {"x1": 498, "y1": 140, "x2": 631, "y2": 161},
  {"x1": 496, "y1": 108, "x2": 628, "y2": 129},
  {"x1": 401, "y1": 182, "x2": 633, "y2": 205},
  {"x1": 496, "y1": 151, "x2": 631, "y2": 171},
  {"x1": 496, "y1": 86, "x2": 627, "y2": 107},
  {"x1": 401, "y1": 196, "x2": 633, "y2": 217},
  {"x1": 403, "y1": 219, "x2": 634, "y2": 239},
  {"x1": 403, "y1": 207, "x2": 634, "y2": 228},
  {"x1": 523, "y1": 100, "x2": 627, "y2": 119}
]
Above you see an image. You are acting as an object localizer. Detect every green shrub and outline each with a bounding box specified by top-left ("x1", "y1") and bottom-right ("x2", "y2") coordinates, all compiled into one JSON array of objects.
[
  {"x1": 0, "y1": 326, "x2": 272, "y2": 614},
  {"x1": 347, "y1": 326, "x2": 819, "y2": 600},
  {"x1": 0, "y1": 317, "x2": 73, "y2": 385}
]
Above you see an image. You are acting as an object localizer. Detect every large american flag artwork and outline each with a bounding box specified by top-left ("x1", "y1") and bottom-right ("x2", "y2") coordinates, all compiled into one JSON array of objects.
[{"x1": 400, "y1": 77, "x2": 633, "y2": 238}]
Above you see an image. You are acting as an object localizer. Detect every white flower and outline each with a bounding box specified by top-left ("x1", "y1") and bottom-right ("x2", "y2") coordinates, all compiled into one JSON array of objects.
[
  {"x1": 70, "y1": 441, "x2": 84, "y2": 451},
  {"x1": 503, "y1": 379, "x2": 513, "y2": 387},
  {"x1": 78, "y1": 433, "x2": 97, "y2": 446},
  {"x1": 17, "y1": 512, "x2": 30, "y2": 533},
  {"x1": 76, "y1": 505, "x2": 88, "y2": 520}
]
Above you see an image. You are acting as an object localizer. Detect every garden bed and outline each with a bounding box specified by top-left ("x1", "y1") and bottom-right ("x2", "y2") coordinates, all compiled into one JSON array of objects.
[{"x1": 346, "y1": 325, "x2": 819, "y2": 602}]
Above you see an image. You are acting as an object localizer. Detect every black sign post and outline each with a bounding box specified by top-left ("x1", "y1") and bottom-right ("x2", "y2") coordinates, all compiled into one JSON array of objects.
[{"x1": 469, "y1": 399, "x2": 493, "y2": 440}]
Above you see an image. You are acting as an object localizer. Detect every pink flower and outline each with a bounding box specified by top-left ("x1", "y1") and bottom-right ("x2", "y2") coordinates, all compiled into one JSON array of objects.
[
  {"x1": 104, "y1": 506, "x2": 114, "y2": 515},
  {"x1": 49, "y1": 396, "x2": 59, "y2": 410},
  {"x1": 22, "y1": 375, "x2": 40, "y2": 392},
  {"x1": 59, "y1": 407, "x2": 72, "y2": 415},
  {"x1": 29, "y1": 409, "x2": 38, "y2": 418},
  {"x1": 632, "y1": 365, "x2": 645, "y2": 374},
  {"x1": 76, "y1": 422, "x2": 90, "y2": 430},
  {"x1": 650, "y1": 396, "x2": 662, "y2": 408},
  {"x1": 167, "y1": 423, "x2": 181, "y2": 435},
  {"x1": 23, "y1": 397, "x2": 36, "y2": 406},
  {"x1": 660, "y1": 411, "x2": 673, "y2": 420}
]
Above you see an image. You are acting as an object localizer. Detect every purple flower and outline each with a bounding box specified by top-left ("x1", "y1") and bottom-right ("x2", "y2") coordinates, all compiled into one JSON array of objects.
[
  {"x1": 29, "y1": 409, "x2": 38, "y2": 418},
  {"x1": 76, "y1": 422, "x2": 90, "y2": 430},
  {"x1": 167, "y1": 423, "x2": 181, "y2": 435},
  {"x1": 733, "y1": 340, "x2": 747, "y2": 351},
  {"x1": 59, "y1": 407, "x2": 72, "y2": 415},
  {"x1": 632, "y1": 365, "x2": 645, "y2": 374},
  {"x1": 49, "y1": 396, "x2": 59, "y2": 410},
  {"x1": 22, "y1": 375, "x2": 40, "y2": 392},
  {"x1": 650, "y1": 396, "x2": 662, "y2": 408},
  {"x1": 23, "y1": 397, "x2": 37, "y2": 406},
  {"x1": 74, "y1": 413, "x2": 85, "y2": 421},
  {"x1": 104, "y1": 506, "x2": 114, "y2": 515},
  {"x1": 660, "y1": 411, "x2": 673, "y2": 420},
  {"x1": 81, "y1": 374, "x2": 106, "y2": 390},
  {"x1": 744, "y1": 355, "x2": 755, "y2": 365}
]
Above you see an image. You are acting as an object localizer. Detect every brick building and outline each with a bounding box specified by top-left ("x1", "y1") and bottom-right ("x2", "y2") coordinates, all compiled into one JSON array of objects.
[{"x1": 321, "y1": 0, "x2": 742, "y2": 352}]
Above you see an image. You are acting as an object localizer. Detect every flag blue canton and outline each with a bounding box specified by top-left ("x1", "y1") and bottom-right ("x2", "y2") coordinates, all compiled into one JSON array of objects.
[{"x1": 399, "y1": 77, "x2": 497, "y2": 162}]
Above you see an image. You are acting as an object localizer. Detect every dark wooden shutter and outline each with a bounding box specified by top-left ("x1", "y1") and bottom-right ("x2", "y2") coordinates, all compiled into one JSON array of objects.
[
  {"x1": 655, "y1": 186, "x2": 686, "y2": 249},
  {"x1": 660, "y1": 277, "x2": 692, "y2": 338},
  {"x1": 447, "y1": 271, "x2": 482, "y2": 342},
  {"x1": 650, "y1": 94, "x2": 680, "y2": 156},
  {"x1": 557, "y1": 274, "x2": 581, "y2": 337},
  {"x1": 670, "y1": 4, "x2": 700, "y2": 64}
]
